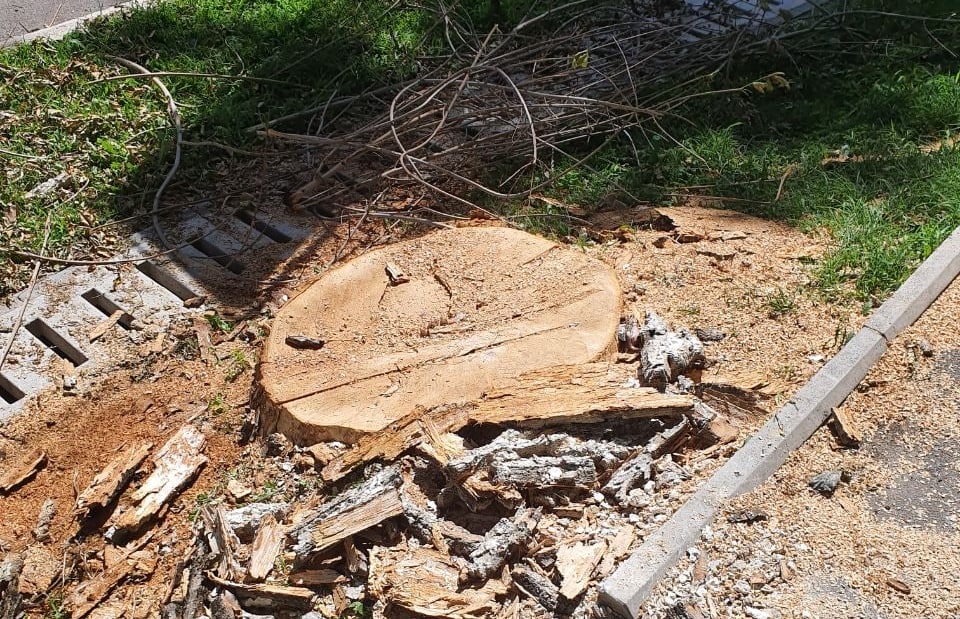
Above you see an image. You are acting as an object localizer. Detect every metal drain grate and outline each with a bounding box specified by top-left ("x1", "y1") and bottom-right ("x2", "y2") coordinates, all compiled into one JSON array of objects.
[{"x1": 0, "y1": 207, "x2": 316, "y2": 419}]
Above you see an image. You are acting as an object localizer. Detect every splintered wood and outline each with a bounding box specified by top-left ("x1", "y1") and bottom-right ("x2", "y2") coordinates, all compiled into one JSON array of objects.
[
  {"x1": 369, "y1": 543, "x2": 506, "y2": 619},
  {"x1": 0, "y1": 450, "x2": 46, "y2": 494},
  {"x1": 108, "y1": 425, "x2": 207, "y2": 542},
  {"x1": 75, "y1": 442, "x2": 152, "y2": 522}
]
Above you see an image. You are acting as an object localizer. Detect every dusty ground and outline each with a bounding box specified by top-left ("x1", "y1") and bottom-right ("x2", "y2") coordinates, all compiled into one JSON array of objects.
[
  {"x1": 642, "y1": 269, "x2": 960, "y2": 618},
  {"x1": 0, "y1": 194, "x2": 868, "y2": 617}
]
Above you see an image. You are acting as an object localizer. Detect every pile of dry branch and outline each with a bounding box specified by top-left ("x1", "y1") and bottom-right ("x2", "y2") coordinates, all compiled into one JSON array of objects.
[{"x1": 267, "y1": 0, "x2": 807, "y2": 215}]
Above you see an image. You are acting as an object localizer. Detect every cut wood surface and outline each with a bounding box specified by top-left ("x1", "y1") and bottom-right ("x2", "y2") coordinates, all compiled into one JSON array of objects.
[
  {"x1": 0, "y1": 450, "x2": 46, "y2": 494},
  {"x1": 108, "y1": 425, "x2": 206, "y2": 542},
  {"x1": 254, "y1": 227, "x2": 623, "y2": 444},
  {"x1": 75, "y1": 442, "x2": 152, "y2": 521}
]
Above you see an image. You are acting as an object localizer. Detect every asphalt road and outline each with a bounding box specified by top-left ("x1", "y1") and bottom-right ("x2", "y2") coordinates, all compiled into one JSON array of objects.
[{"x1": 0, "y1": 0, "x2": 126, "y2": 45}]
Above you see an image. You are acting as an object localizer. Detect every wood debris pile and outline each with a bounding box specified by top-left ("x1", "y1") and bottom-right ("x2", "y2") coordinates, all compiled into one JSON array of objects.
[{"x1": 0, "y1": 312, "x2": 778, "y2": 618}]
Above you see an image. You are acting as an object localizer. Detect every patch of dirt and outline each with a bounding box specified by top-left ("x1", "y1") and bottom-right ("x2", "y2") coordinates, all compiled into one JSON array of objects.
[
  {"x1": 0, "y1": 201, "x2": 865, "y2": 617},
  {"x1": 642, "y1": 274, "x2": 960, "y2": 618}
]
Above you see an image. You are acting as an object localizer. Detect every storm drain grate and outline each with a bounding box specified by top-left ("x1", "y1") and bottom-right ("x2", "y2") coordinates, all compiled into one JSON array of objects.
[{"x1": 0, "y1": 206, "x2": 315, "y2": 419}]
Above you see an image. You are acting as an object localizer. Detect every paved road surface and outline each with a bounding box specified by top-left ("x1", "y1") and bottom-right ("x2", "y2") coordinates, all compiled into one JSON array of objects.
[{"x1": 0, "y1": 0, "x2": 125, "y2": 45}]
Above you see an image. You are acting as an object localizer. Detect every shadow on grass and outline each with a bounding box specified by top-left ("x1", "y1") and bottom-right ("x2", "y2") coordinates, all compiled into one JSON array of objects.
[
  {"x1": 0, "y1": 0, "x2": 511, "y2": 304},
  {"x1": 528, "y1": 2, "x2": 960, "y2": 302}
]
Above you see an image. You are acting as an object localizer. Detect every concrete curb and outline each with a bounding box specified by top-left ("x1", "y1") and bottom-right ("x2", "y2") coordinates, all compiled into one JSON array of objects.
[
  {"x1": 1, "y1": 1, "x2": 153, "y2": 48},
  {"x1": 599, "y1": 226, "x2": 960, "y2": 618}
]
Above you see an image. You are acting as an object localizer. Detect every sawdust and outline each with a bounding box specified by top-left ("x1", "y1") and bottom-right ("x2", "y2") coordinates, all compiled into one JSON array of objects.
[
  {"x1": 643, "y1": 271, "x2": 960, "y2": 618},
  {"x1": 0, "y1": 198, "x2": 869, "y2": 617}
]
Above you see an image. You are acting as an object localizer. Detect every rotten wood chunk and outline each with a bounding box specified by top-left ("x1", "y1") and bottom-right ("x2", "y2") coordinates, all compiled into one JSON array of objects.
[
  {"x1": 601, "y1": 451, "x2": 652, "y2": 507},
  {"x1": 107, "y1": 425, "x2": 207, "y2": 543},
  {"x1": 491, "y1": 455, "x2": 596, "y2": 488},
  {"x1": 247, "y1": 513, "x2": 284, "y2": 581},
  {"x1": 468, "y1": 363, "x2": 693, "y2": 429},
  {"x1": 289, "y1": 465, "x2": 403, "y2": 557},
  {"x1": 87, "y1": 310, "x2": 124, "y2": 343},
  {"x1": 512, "y1": 563, "x2": 558, "y2": 612},
  {"x1": 284, "y1": 335, "x2": 325, "y2": 350},
  {"x1": 202, "y1": 505, "x2": 244, "y2": 582},
  {"x1": 67, "y1": 538, "x2": 155, "y2": 619},
  {"x1": 289, "y1": 569, "x2": 345, "y2": 586},
  {"x1": 322, "y1": 405, "x2": 467, "y2": 482},
  {"x1": 0, "y1": 450, "x2": 47, "y2": 494},
  {"x1": 206, "y1": 574, "x2": 316, "y2": 611},
  {"x1": 369, "y1": 542, "x2": 506, "y2": 619},
  {"x1": 33, "y1": 498, "x2": 56, "y2": 542},
  {"x1": 556, "y1": 541, "x2": 605, "y2": 601},
  {"x1": 460, "y1": 508, "x2": 541, "y2": 583},
  {"x1": 827, "y1": 407, "x2": 862, "y2": 448},
  {"x1": 400, "y1": 473, "x2": 484, "y2": 557},
  {"x1": 225, "y1": 502, "x2": 289, "y2": 543},
  {"x1": 75, "y1": 442, "x2": 152, "y2": 522},
  {"x1": 0, "y1": 552, "x2": 24, "y2": 619},
  {"x1": 638, "y1": 312, "x2": 705, "y2": 391},
  {"x1": 385, "y1": 262, "x2": 409, "y2": 285}
]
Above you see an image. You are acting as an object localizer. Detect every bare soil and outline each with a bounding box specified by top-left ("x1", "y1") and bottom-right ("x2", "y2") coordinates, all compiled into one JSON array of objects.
[{"x1": 0, "y1": 200, "x2": 866, "y2": 617}]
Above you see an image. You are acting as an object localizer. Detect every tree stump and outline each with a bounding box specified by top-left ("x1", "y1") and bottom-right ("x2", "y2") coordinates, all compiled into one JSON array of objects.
[{"x1": 253, "y1": 227, "x2": 622, "y2": 444}]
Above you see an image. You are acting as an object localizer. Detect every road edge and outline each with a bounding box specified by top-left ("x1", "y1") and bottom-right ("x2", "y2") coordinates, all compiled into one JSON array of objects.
[
  {"x1": 599, "y1": 225, "x2": 960, "y2": 618},
  {"x1": 1, "y1": 0, "x2": 153, "y2": 48}
]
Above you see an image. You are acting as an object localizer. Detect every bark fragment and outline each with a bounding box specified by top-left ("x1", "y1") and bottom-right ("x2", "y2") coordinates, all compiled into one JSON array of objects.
[
  {"x1": 107, "y1": 426, "x2": 207, "y2": 543},
  {"x1": 75, "y1": 442, "x2": 152, "y2": 522}
]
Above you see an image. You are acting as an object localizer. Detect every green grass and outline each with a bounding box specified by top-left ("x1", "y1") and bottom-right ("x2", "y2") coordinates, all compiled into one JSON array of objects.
[
  {"x1": 3, "y1": 0, "x2": 960, "y2": 307},
  {"x1": 512, "y1": 2, "x2": 960, "y2": 303},
  {"x1": 0, "y1": 0, "x2": 470, "y2": 296}
]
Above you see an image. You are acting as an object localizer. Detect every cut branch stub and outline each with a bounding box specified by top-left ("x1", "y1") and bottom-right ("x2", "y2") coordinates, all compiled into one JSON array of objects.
[{"x1": 254, "y1": 227, "x2": 622, "y2": 445}]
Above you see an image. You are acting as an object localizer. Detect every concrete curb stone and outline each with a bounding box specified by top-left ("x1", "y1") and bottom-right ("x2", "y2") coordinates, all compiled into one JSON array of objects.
[{"x1": 600, "y1": 226, "x2": 960, "y2": 618}]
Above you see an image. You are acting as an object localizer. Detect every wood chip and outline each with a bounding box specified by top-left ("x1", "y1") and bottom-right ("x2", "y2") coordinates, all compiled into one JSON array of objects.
[
  {"x1": 385, "y1": 262, "x2": 409, "y2": 285},
  {"x1": 248, "y1": 513, "x2": 284, "y2": 581},
  {"x1": 368, "y1": 543, "x2": 506, "y2": 619},
  {"x1": 206, "y1": 574, "x2": 316, "y2": 611},
  {"x1": 289, "y1": 569, "x2": 345, "y2": 586},
  {"x1": 87, "y1": 310, "x2": 124, "y2": 343},
  {"x1": 75, "y1": 442, "x2": 152, "y2": 522},
  {"x1": 597, "y1": 527, "x2": 635, "y2": 578},
  {"x1": 107, "y1": 426, "x2": 207, "y2": 543},
  {"x1": 827, "y1": 407, "x2": 862, "y2": 448},
  {"x1": 886, "y1": 577, "x2": 911, "y2": 594},
  {"x1": 289, "y1": 465, "x2": 403, "y2": 556},
  {"x1": 0, "y1": 450, "x2": 47, "y2": 494},
  {"x1": 556, "y1": 541, "x2": 605, "y2": 600},
  {"x1": 284, "y1": 334, "x2": 325, "y2": 350},
  {"x1": 33, "y1": 498, "x2": 56, "y2": 542},
  {"x1": 68, "y1": 537, "x2": 154, "y2": 619}
]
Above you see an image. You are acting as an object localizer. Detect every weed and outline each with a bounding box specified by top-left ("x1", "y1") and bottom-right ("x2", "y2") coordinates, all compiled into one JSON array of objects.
[
  {"x1": 224, "y1": 348, "x2": 252, "y2": 382},
  {"x1": 765, "y1": 288, "x2": 797, "y2": 318},
  {"x1": 344, "y1": 601, "x2": 372, "y2": 618},
  {"x1": 205, "y1": 313, "x2": 233, "y2": 334},
  {"x1": 189, "y1": 491, "x2": 215, "y2": 521},
  {"x1": 250, "y1": 480, "x2": 279, "y2": 502},
  {"x1": 207, "y1": 392, "x2": 228, "y2": 415},
  {"x1": 46, "y1": 593, "x2": 68, "y2": 619}
]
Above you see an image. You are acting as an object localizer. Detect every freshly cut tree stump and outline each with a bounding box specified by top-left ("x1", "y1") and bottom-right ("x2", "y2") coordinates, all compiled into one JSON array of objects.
[{"x1": 254, "y1": 227, "x2": 622, "y2": 444}]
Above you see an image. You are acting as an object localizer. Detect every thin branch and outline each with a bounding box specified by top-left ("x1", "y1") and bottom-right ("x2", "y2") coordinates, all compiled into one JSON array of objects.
[
  {"x1": 110, "y1": 56, "x2": 183, "y2": 250},
  {"x1": 0, "y1": 213, "x2": 51, "y2": 374}
]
